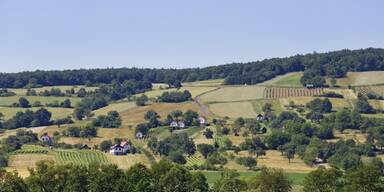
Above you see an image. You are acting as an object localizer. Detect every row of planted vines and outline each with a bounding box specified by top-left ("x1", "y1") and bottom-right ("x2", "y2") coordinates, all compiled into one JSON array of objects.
[
  {"x1": 55, "y1": 150, "x2": 108, "y2": 166},
  {"x1": 354, "y1": 86, "x2": 372, "y2": 96},
  {"x1": 264, "y1": 87, "x2": 325, "y2": 98}
]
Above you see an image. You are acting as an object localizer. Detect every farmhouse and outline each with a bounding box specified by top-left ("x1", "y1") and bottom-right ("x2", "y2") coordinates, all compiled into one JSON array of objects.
[
  {"x1": 135, "y1": 131, "x2": 144, "y2": 139},
  {"x1": 256, "y1": 114, "x2": 264, "y2": 121},
  {"x1": 170, "y1": 121, "x2": 185, "y2": 128},
  {"x1": 110, "y1": 141, "x2": 132, "y2": 155},
  {"x1": 305, "y1": 84, "x2": 314, "y2": 88},
  {"x1": 40, "y1": 134, "x2": 52, "y2": 143},
  {"x1": 199, "y1": 117, "x2": 206, "y2": 127}
]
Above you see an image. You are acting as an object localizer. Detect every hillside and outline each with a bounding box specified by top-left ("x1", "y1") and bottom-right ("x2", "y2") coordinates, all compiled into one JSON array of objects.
[
  {"x1": 1, "y1": 48, "x2": 384, "y2": 88},
  {"x1": 2, "y1": 60, "x2": 384, "y2": 192}
]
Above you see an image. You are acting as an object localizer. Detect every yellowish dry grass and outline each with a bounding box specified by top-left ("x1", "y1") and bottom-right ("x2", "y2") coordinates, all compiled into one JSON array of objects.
[
  {"x1": 279, "y1": 97, "x2": 353, "y2": 111},
  {"x1": 208, "y1": 101, "x2": 257, "y2": 118},
  {"x1": 8, "y1": 154, "x2": 55, "y2": 169},
  {"x1": 138, "y1": 86, "x2": 218, "y2": 99},
  {"x1": 331, "y1": 129, "x2": 367, "y2": 144},
  {"x1": 106, "y1": 153, "x2": 150, "y2": 169},
  {"x1": 200, "y1": 86, "x2": 265, "y2": 103},
  {"x1": 93, "y1": 102, "x2": 136, "y2": 116},
  {"x1": 237, "y1": 150, "x2": 315, "y2": 173},
  {"x1": 182, "y1": 79, "x2": 224, "y2": 87},
  {"x1": 335, "y1": 71, "x2": 384, "y2": 86}
]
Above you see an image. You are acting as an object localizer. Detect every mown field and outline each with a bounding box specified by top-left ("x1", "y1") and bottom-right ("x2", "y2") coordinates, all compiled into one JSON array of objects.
[
  {"x1": 260, "y1": 72, "x2": 303, "y2": 87},
  {"x1": 335, "y1": 71, "x2": 384, "y2": 86},
  {"x1": 200, "y1": 86, "x2": 265, "y2": 103}
]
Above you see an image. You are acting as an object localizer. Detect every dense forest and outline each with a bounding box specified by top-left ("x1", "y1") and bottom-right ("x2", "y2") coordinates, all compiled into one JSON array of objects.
[{"x1": 1, "y1": 48, "x2": 384, "y2": 88}]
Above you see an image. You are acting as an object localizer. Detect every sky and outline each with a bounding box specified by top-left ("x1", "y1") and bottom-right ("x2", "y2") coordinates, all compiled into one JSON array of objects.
[{"x1": 0, "y1": 0, "x2": 383, "y2": 72}]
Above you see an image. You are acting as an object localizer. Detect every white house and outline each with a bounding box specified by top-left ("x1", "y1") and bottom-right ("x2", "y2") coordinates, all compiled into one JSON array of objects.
[
  {"x1": 199, "y1": 117, "x2": 206, "y2": 127},
  {"x1": 170, "y1": 121, "x2": 185, "y2": 128},
  {"x1": 256, "y1": 114, "x2": 264, "y2": 121},
  {"x1": 40, "y1": 134, "x2": 52, "y2": 143},
  {"x1": 135, "y1": 131, "x2": 144, "y2": 139},
  {"x1": 178, "y1": 121, "x2": 185, "y2": 128},
  {"x1": 120, "y1": 140, "x2": 131, "y2": 154},
  {"x1": 110, "y1": 144, "x2": 124, "y2": 155},
  {"x1": 170, "y1": 121, "x2": 178, "y2": 128}
]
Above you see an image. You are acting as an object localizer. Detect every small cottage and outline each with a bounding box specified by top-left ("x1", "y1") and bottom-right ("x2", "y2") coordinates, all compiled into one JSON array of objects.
[
  {"x1": 199, "y1": 117, "x2": 206, "y2": 127},
  {"x1": 120, "y1": 140, "x2": 131, "y2": 153},
  {"x1": 170, "y1": 121, "x2": 185, "y2": 128},
  {"x1": 81, "y1": 144, "x2": 91, "y2": 150},
  {"x1": 178, "y1": 121, "x2": 185, "y2": 128},
  {"x1": 110, "y1": 144, "x2": 124, "y2": 155},
  {"x1": 256, "y1": 114, "x2": 264, "y2": 121},
  {"x1": 305, "y1": 84, "x2": 314, "y2": 89},
  {"x1": 135, "y1": 131, "x2": 144, "y2": 139},
  {"x1": 40, "y1": 134, "x2": 52, "y2": 143},
  {"x1": 170, "y1": 121, "x2": 178, "y2": 128}
]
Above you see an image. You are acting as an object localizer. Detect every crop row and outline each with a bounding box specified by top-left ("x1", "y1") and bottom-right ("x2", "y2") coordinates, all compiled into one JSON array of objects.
[
  {"x1": 264, "y1": 87, "x2": 325, "y2": 98},
  {"x1": 55, "y1": 150, "x2": 108, "y2": 166}
]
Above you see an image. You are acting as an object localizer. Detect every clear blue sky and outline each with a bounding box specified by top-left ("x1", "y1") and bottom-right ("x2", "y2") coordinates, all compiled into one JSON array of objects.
[{"x1": 1, "y1": 0, "x2": 383, "y2": 72}]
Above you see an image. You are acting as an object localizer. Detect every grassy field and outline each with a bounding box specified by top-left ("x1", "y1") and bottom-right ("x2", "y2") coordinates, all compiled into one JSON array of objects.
[
  {"x1": 0, "y1": 107, "x2": 74, "y2": 120},
  {"x1": 202, "y1": 171, "x2": 307, "y2": 186},
  {"x1": 9, "y1": 86, "x2": 98, "y2": 96},
  {"x1": 93, "y1": 102, "x2": 136, "y2": 116},
  {"x1": 279, "y1": 97, "x2": 354, "y2": 111},
  {"x1": 335, "y1": 71, "x2": 384, "y2": 86},
  {"x1": 200, "y1": 86, "x2": 265, "y2": 103},
  {"x1": 251, "y1": 99, "x2": 284, "y2": 114},
  {"x1": 208, "y1": 101, "x2": 257, "y2": 118},
  {"x1": 260, "y1": 72, "x2": 303, "y2": 87},
  {"x1": 0, "y1": 96, "x2": 81, "y2": 106},
  {"x1": 106, "y1": 153, "x2": 151, "y2": 169},
  {"x1": 182, "y1": 79, "x2": 224, "y2": 87},
  {"x1": 137, "y1": 86, "x2": 218, "y2": 99}
]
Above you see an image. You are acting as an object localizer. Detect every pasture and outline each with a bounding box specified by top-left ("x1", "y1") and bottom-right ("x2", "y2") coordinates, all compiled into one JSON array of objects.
[
  {"x1": 93, "y1": 102, "x2": 136, "y2": 116},
  {"x1": 251, "y1": 99, "x2": 284, "y2": 114},
  {"x1": 208, "y1": 101, "x2": 257, "y2": 118},
  {"x1": 260, "y1": 72, "x2": 303, "y2": 87},
  {"x1": 9, "y1": 85, "x2": 98, "y2": 96},
  {"x1": 0, "y1": 107, "x2": 74, "y2": 120},
  {"x1": 182, "y1": 79, "x2": 224, "y2": 87},
  {"x1": 0, "y1": 96, "x2": 81, "y2": 106},
  {"x1": 335, "y1": 71, "x2": 384, "y2": 86},
  {"x1": 200, "y1": 86, "x2": 265, "y2": 103},
  {"x1": 106, "y1": 153, "x2": 151, "y2": 169},
  {"x1": 137, "y1": 86, "x2": 218, "y2": 99}
]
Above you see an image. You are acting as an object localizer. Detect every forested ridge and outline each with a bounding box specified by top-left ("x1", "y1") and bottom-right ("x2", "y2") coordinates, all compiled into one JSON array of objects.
[{"x1": 1, "y1": 48, "x2": 384, "y2": 88}]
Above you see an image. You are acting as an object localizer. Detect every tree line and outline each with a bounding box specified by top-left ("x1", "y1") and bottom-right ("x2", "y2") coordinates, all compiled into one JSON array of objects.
[{"x1": 1, "y1": 48, "x2": 384, "y2": 88}]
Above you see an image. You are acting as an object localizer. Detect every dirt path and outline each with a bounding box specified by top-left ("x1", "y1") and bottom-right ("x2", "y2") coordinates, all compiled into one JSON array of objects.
[{"x1": 194, "y1": 87, "x2": 221, "y2": 118}]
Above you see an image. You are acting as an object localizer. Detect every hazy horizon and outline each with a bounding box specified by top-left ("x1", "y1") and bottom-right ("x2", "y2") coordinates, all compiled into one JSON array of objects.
[{"x1": 1, "y1": 0, "x2": 384, "y2": 72}]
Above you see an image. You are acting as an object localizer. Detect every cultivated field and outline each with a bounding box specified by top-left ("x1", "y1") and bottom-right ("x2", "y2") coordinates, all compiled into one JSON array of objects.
[
  {"x1": 264, "y1": 87, "x2": 325, "y2": 99},
  {"x1": 200, "y1": 86, "x2": 265, "y2": 103},
  {"x1": 55, "y1": 150, "x2": 108, "y2": 166},
  {"x1": 335, "y1": 71, "x2": 384, "y2": 86},
  {"x1": 260, "y1": 72, "x2": 303, "y2": 87},
  {"x1": 208, "y1": 101, "x2": 257, "y2": 118}
]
